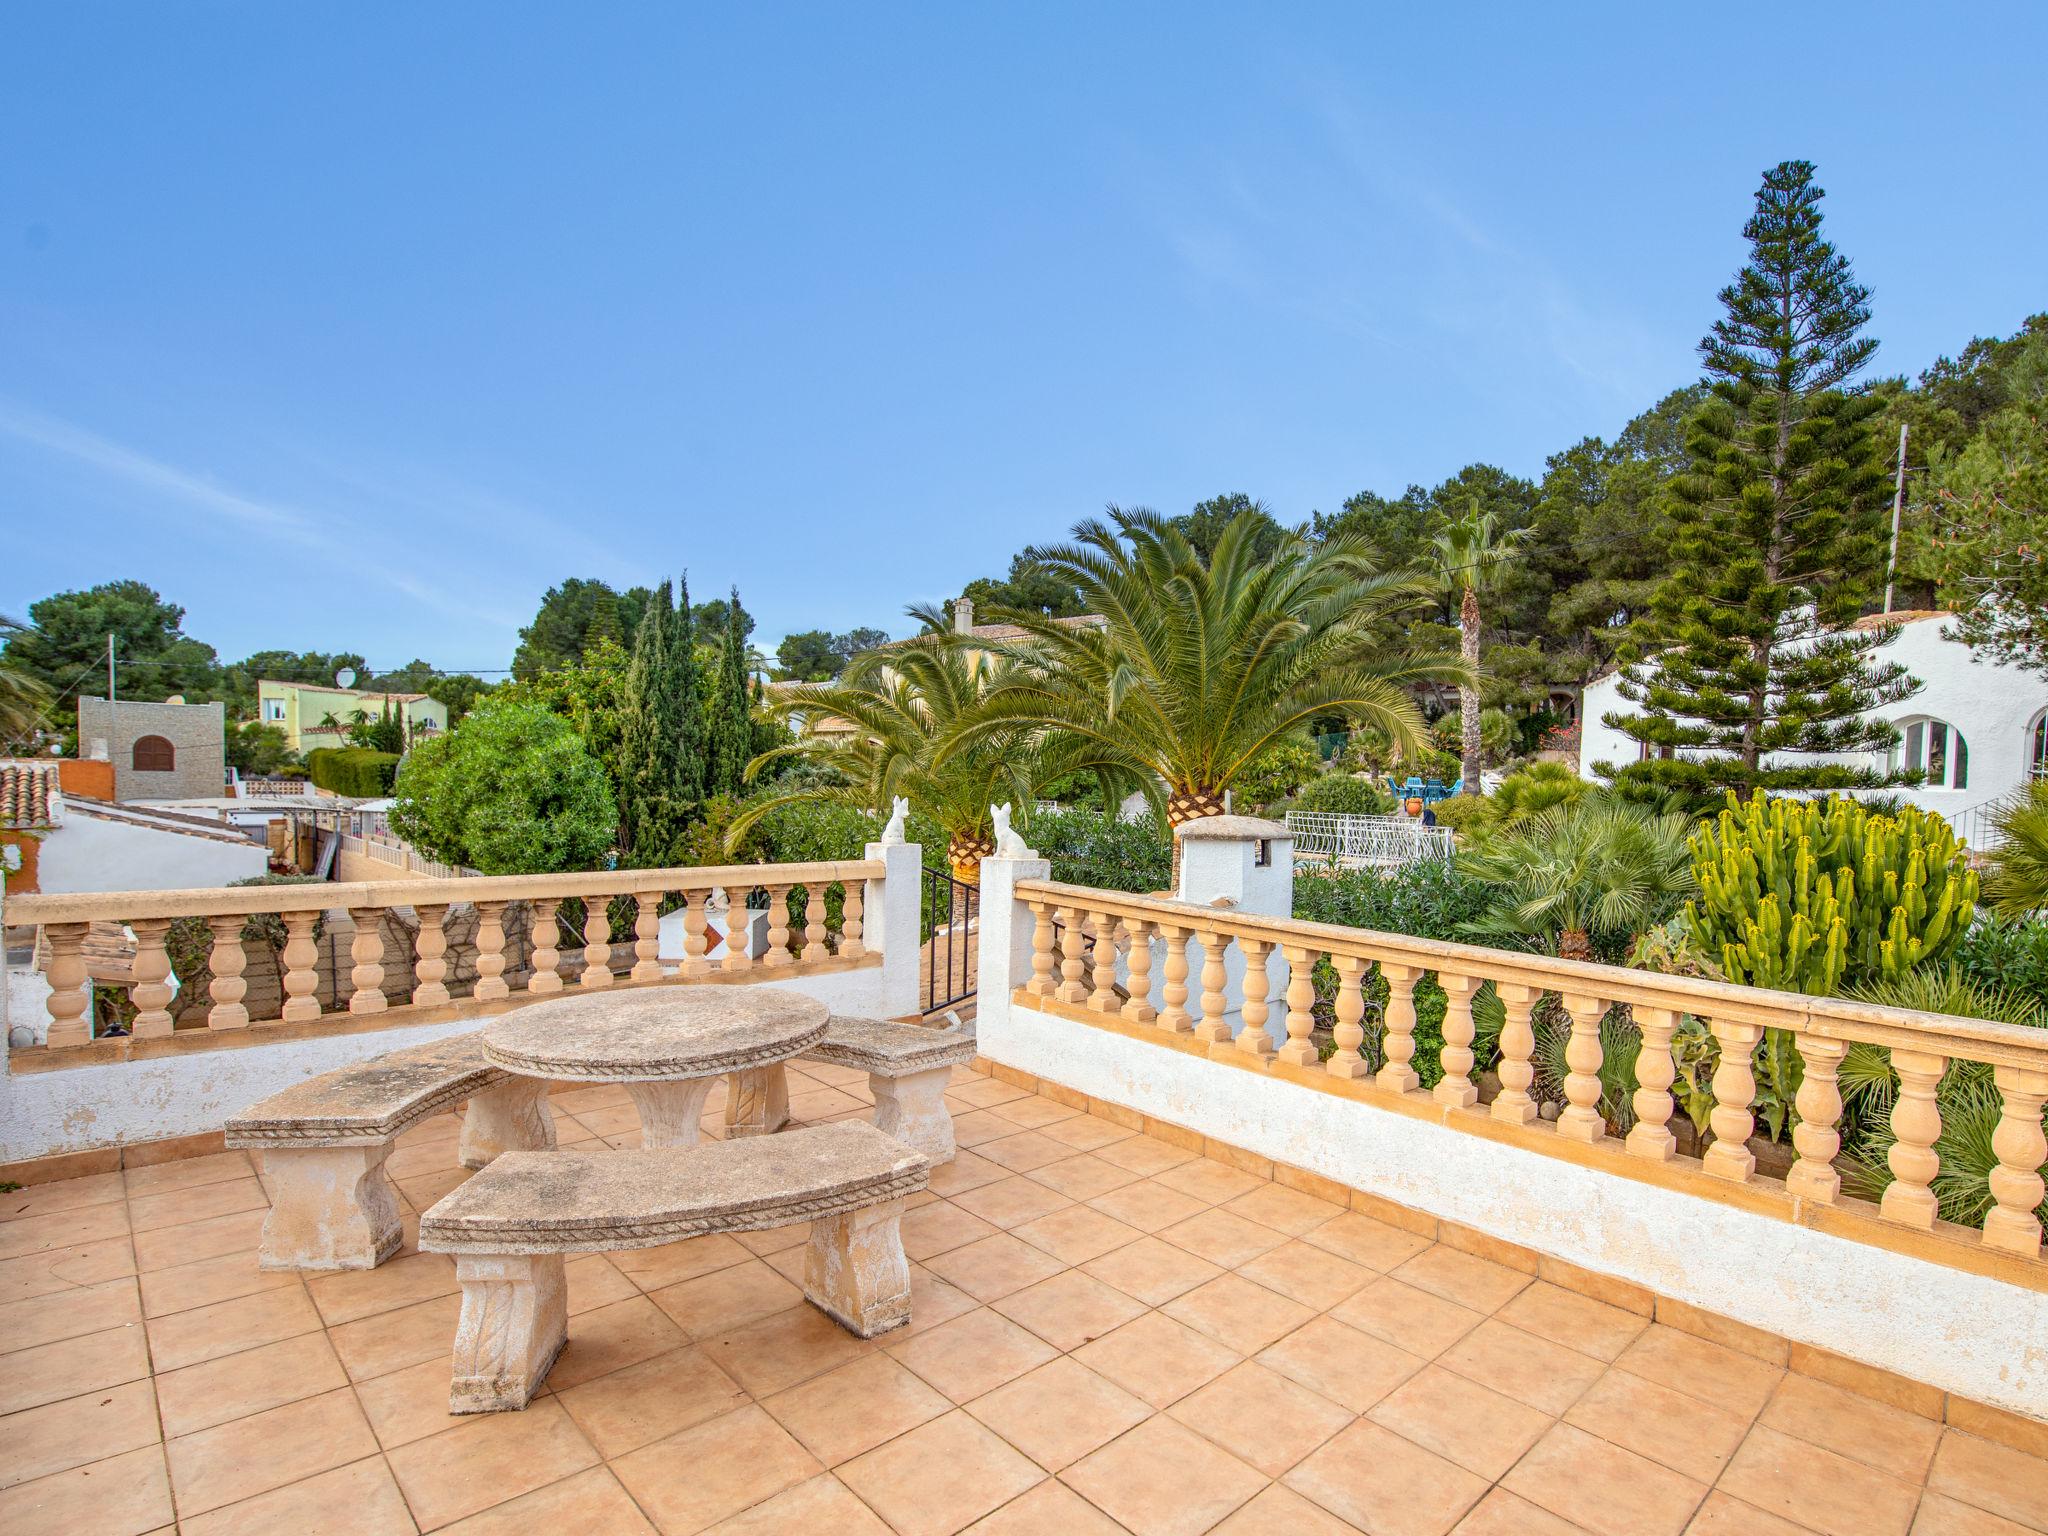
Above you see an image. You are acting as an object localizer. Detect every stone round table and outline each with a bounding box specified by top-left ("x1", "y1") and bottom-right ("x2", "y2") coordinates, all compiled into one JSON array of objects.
[{"x1": 481, "y1": 988, "x2": 829, "y2": 1149}]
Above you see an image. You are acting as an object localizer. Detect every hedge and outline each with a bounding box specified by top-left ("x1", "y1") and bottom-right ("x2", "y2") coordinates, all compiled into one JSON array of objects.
[{"x1": 305, "y1": 746, "x2": 400, "y2": 797}]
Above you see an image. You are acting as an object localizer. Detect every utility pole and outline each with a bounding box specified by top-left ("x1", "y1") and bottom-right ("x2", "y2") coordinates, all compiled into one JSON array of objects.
[
  {"x1": 1883, "y1": 422, "x2": 1908, "y2": 615},
  {"x1": 107, "y1": 632, "x2": 116, "y2": 707}
]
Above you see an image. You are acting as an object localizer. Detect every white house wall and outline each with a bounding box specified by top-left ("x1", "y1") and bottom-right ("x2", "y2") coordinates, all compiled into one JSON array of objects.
[{"x1": 38, "y1": 815, "x2": 269, "y2": 895}]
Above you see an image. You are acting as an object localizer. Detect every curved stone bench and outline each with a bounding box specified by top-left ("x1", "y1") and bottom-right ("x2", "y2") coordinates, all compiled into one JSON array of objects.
[
  {"x1": 225, "y1": 1032, "x2": 554, "y2": 1271},
  {"x1": 803, "y1": 1016, "x2": 978, "y2": 1164},
  {"x1": 420, "y1": 1120, "x2": 928, "y2": 1412}
]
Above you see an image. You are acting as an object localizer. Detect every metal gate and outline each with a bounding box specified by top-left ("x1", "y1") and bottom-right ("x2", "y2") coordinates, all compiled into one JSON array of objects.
[{"x1": 922, "y1": 865, "x2": 978, "y2": 1015}]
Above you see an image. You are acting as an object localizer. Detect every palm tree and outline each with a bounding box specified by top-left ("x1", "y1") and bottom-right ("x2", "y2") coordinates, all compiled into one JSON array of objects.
[
  {"x1": 954, "y1": 507, "x2": 1463, "y2": 862},
  {"x1": 1459, "y1": 798, "x2": 1696, "y2": 961},
  {"x1": 1985, "y1": 782, "x2": 2048, "y2": 916},
  {"x1": 730, "y1": 610, "x2": 1054, "y2": 881},
  {"x1": 0, "y1": 614, "x2": 52, "y2": 749},
  {"x1": 1429, "y1": 500, "x2": 1528, "y2": 794}
]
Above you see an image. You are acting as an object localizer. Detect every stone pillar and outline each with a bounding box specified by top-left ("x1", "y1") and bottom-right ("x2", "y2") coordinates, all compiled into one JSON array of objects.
[
  {"x1": 256, "y1": 1144, "x2": 403, "y2": 1270},
  {"x1": 459, "y1": 1079, "x2": 558, "y2": 1169},
  {"x1": 975, "y1": 849, "x2": 1053, "y2": 1061},
  {"x1": 870, "y1": 1066, "x2": 957, "y2": 1164},
  {"x1": 1168, "y1": 816, "x2": 1295, "y2": 1043},
  {"x1": 805, "y1": 1198, "x2": 912, "y2": 1338},
  {"x1": 865, "y1": 839, "x2": 927, "y2": 1019},
  {"x1": 449, "y1": 1252, "x2": 568, "y2": 1413}
]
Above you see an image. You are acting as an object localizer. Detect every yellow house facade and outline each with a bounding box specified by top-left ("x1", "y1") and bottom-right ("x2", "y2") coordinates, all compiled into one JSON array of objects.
[{"x1": 255, "y1": 680, "x2": 448, "y2": 753}]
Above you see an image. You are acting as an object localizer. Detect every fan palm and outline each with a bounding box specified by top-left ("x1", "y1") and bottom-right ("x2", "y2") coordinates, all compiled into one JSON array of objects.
[
  {"x1": 951, "y1": 507, "x2": 1463, "y2": 861},
  {"x1": 1985, "y1": 782, "x2": 2048, "y2": 916},
  {"x1": 731, "y1": 610, "x2": 1054, "y2": 881},
  {"x1": 1429, "y1": 500, "x2": 1528, "y2": 794},
  {"x1": 1459, "y1": 797, "x2": 1697, "y2": 961}
]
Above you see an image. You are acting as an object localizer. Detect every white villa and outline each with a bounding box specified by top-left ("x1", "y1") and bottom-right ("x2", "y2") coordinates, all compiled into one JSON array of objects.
[{"x1": 1577, "y1": 611, "x2": 2048, "y2": 844}]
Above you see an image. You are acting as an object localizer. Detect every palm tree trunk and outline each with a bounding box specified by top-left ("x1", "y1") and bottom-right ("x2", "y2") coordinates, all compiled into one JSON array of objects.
[
  {"x1": 947, "y1": 829, "x2": 994, "y2": 885},
  {"x1": 1460, "y1": 587, "x2": 1483, "y2": 794},
  {"x1": 1559, "y1": 928, "x2": 1593, "y2": 963}
]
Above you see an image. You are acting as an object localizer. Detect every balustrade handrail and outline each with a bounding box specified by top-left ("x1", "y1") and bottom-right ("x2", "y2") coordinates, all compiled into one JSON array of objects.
[
  {"x1": 1012, "y1": 877, "x2": 2048, "y2": 1070},
  {"x1": 9, "y1": 859, "x2": 883, "y2": 926}
]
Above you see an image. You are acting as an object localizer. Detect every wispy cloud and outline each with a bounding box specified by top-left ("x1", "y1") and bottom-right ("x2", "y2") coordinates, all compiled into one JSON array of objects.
[{"x1": 0, "y1": 402, "x2": 523, "y2": 630}]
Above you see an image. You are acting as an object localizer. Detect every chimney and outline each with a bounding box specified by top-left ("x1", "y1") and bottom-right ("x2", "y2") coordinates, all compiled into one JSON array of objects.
[{"x1": 954, "y1": 596, "x2": 975, "y2": 635}]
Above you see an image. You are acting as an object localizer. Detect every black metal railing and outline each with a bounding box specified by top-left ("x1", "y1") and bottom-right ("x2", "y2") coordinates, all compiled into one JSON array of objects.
[{"x1": 922, "y1": 864, "x2": 978, "y2": 1014}]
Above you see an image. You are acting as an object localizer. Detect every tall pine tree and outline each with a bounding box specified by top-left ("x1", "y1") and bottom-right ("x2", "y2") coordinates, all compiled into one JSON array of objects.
[
  {"x1": 705, "y1": 585, "x2": 752, "y2": 799},
  {"x1": 1604, "y1": 160, "x2": 1915, "y2": 800}
]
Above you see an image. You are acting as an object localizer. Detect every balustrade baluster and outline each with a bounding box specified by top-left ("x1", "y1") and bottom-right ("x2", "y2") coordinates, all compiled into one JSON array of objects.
[
  {"x1": 840, "y1": 881, "x2": 865, "y2": 960},
  {"x1": 1195, "y1": 931, "x2": 1231, "y2": 1046},
  {"x1": 1434, "y1": 973, "x2": 1480, "y2": 1108},
  {"x1": 474, "y1": 901, "x2": 510, "y2": 1001},
  {"x1": 1232, "y1": 937, "x2": 1274, "y2": 1061},
  {"x1": 632, "y1": 891, "x2": 664, "y2": 981},
  {"x1": 682, "y1": 891, "x2": 711, "y2": 977},
  {"x1": 801, "y1": 885, "x2": 828, "y2": 962},
  {"x1": 279, "y1": 911, "x2": 323, "y2": 1021},
  {"x1": 1786, "y1": 1032, "x2": 1845, "y2": 1201},
  {"x1": 764, "y1": 886, "x2": 794, "y2": 967},
  {"x1": 1278, "y1": 944, "x2": 1318, "y2": 1067},
  {"x1": 1377, "y1": 963, "x2": 1422, "y2": 1094},
  {"x1": 1557, "y1": 992, "x2": 1608, "y2": 1142},
  {"x1": 1027, "y1": 901, "x2": 1056, "y2": 997},
  {"x1": 1880, "y1": 1050, "x2": 1947, "y2": 1228},
  {"x1": 1056, "y1": 906, "x2": 1088, "y2": 1003},
  {"x1": 1328, "y1": 953, "x2": 1368, "y2": 1080},
  {"x1": 41, "y1": 922, "x2": 91, "y2": 1048},
  {"x1": 1702, "y1": 1018, "x2": 1761, "y2": 1180},
  {"x1": 721, "y1": 888, "x2": 755, "y2": 972},
  {"x1": 1089, "y1": 910, "x2": 1120, "y2": 1012},
  {"x1": 128, "y1": 917, "x2": 175, "y2": 1038},
  {"x1": 412, "y1": 904, "x2": 450, "y2": 1007},
  {"x1": 1157, "y1": 923, "x2": 1191, "y2": 1033},
  {"x1": 206, "y1": 913, "x2": 252, "y2": 1027},
  {"x1": 1984, "y1": 1065, "x2": 2048, "y2": 1258},
  {"x1": 528, "y1": 900, "x2": 563, "y2": 994},
  {"x1": 1490, "y1": 983, "x2": 1539, "y2": 1123},
  {"x1": 581, "y1": 901, "x2": 613, "y2": 987},
  {"x1": 1120, "y1": 918, "x2": 1156, "y2": 1024},
  {"x1": 1625, "y1": 1007, "x2": 1680, "y2": 1161}
]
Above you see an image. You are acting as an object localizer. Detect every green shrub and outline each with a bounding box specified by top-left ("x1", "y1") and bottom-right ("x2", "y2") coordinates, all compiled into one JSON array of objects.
[
  {"x1": 1235, "y1": 739, "x2": 1321, "y2": 809},
  {"x1": 1489, "y1": 760, "x2": 1589, "y2": 822},
  {"x1": 1427, "y1": 794, "x2": 1491, "y2": 836},
  {"x1": 305, "y1": 746, "x2": 399, "y2": 797},
  {"x1": 1293, "y1": 859, "x2": 1494, "y2": 942},
  {"x1": 1293, "y1": 773, "x2": 1395, "y2": 817},
  {"x1": 1955, "y1": 916, "x2": 2048, "y2": 1002},
  {"x1": 1028, "y1": 805, "x2": 1171, "y2": 893},
  {"x1": 389, "y1": 702, "x2": 615, "y2": 874},
  {"x1": 1687, "y1": 794, "x2": 1978, "y2": 994},
  {"x1": 748, "y1": 798, "x2": 944, "y2": 867}
]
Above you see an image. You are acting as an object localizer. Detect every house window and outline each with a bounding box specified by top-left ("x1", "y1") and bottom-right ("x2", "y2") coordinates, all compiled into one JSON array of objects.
[
  {"x1": 263, "y1": 699, "x2": 286, "y2": 722},
  {"x1": 2031, "y1": 711, "x2": 2048, "y2": 782},
  {"x1": 1895, "y1": 717, "x2": 1968, "y2": 791},
  {"x1": 133, "y1": 735, "x2": 175, "y2": 772}
]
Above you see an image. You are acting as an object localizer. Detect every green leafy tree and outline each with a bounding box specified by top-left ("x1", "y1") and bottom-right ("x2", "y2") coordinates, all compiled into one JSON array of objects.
[
  {"x1": 219, "y1": 649, "x2": 369, "y2": 716},
  {"x1": 704, "y1": 586, "x2": 753, "y2": 799},
  {"x1": 224, "y1": 720, "x2": 295, "y2": 775},
  {"x1": 1174, "y1": 494, "x2": 1286, "y2": 564},
  {"x1": 955, "y1": 507, "x2": 1464, "y2": 855},
  {"x1": 961, "y1": 554, "x2": 1088, "y2": 619},
  {"x1": 774, "y1": 630, "x2": 844, "y2": 682},
  {"x1": 512, "y1": 578, "x2": 654, "y2": 680},
  {"x1": 4, "y1": 581, "x2": 220, "y2": 709},
  {"x1": 1606, "y1": 161, "x2": 1913, "y2": 799},
  {"x1": 616, "y1": 578, "x2": 705, "y2": 865},
  {"x1": 389, "y1": 701, "x2": 616, "y2": 874},
  {"x1": 497, "y1": 636, "x2": 630, "y2": 801},
  {"x1": 1430, "y1": 501, "x2": 1529, "y2": 793}
]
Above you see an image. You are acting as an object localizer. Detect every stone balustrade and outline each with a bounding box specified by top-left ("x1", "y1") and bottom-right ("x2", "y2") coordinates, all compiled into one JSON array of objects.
[
  {"x1": 10, "y1": 859, "x2": 880, "y2": 1053},
  {"x1": 1012, "y1": 877, "x2": 2048, "y2": 1268}
]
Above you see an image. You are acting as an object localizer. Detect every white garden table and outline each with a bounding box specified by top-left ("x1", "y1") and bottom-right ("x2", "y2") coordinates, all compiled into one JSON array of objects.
[{"x1": 481, "y1": 988, "x2": 829, "y2": 1148}]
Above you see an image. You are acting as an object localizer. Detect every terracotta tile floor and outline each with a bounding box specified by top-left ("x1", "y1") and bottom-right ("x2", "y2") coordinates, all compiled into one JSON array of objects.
[{"x1": 4, "y1": 1058, "x2": 2045, "y2": 1535}]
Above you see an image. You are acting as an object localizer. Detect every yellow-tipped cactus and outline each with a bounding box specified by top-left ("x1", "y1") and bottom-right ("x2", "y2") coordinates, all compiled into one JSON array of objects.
[{"x1": 1686, "y1": 795, "x2": 1977, "y2": 996}]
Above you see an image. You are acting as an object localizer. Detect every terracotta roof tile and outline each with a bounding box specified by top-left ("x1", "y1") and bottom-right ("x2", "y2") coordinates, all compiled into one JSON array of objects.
[{"x1": 0, "y1": 761, "x2": 61, "y2": 830}]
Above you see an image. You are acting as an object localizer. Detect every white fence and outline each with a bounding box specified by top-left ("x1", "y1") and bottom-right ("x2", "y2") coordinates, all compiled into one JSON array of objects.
[
  {"x1": 1283, "y1": 811, "x2": 1455, "y2": 868},
  {"x1": 337, "y1": 830, "x2": 479, "y2": 880}
]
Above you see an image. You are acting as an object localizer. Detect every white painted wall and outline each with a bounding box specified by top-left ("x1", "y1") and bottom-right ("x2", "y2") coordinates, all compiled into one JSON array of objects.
[
  {"x1": 38, "y1": 814, "x2": 268, "y2": 894},
  {"x1": 1579, "y1": 616, "x2": 2048, "y2": 842}
]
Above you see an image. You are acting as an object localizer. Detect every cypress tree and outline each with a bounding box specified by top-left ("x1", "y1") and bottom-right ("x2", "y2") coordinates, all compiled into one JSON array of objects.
[
  {"x1": 1604, "y1": 160, "x2": 1916, "y2": 800},
  {"x1": 705, "y1": 585, "x2": 752, "y2": 798},
  {"x1": 669, "y1": 574, "x2": 706, "y2": 819},
  {"x1": 616, "y1": 579, "x2": 675, "y2": 863}
]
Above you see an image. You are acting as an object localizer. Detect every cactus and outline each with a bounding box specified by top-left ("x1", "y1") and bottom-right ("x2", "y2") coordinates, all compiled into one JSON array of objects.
[{"x1": 1686, "y1": 795, "x2": 1978, "y2": 996}]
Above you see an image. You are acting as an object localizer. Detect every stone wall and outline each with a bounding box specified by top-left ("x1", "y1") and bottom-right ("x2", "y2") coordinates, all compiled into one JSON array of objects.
[{"x1": 76, "y1": 696, "x2": 227, "y2": 801}]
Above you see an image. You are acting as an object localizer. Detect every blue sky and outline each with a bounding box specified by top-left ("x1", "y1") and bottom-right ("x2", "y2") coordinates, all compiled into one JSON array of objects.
[{"x1": 5, "y1": 3, "x2": 2043, "y2": 674}]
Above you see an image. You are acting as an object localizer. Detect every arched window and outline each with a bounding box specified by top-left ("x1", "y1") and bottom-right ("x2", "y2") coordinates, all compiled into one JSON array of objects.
[
  {"x1": 1893, "y1": 716, "x2": 1968, "y2": 791},
  {"x1": 2031, "y1": 710, "x2": 2048, "y2": 782},
  {"x1": 132, "y1": 735, "x2": 175, "y2": 772}
]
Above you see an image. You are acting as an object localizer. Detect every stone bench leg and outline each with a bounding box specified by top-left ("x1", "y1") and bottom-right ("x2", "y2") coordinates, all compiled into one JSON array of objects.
[
  {"x1": 459, "y1": 1079, "x2": 557, "y2": 1170},
  {"x1": 869, "y1": 1065, "x2": 957, "y2": 1164},
  {"x1": 804, "y1": 1197, "x2": 911, "y2": 1338},
  {"x1": 449, "y1": 1252, "x2": 568, "y2": 1414},
  {"x1": 723, "y1": 1064, "x2": 791, "y2": 1138},
  {"x1": 256, "y1": 1144, "x2": 402, "y2": 1271}
]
